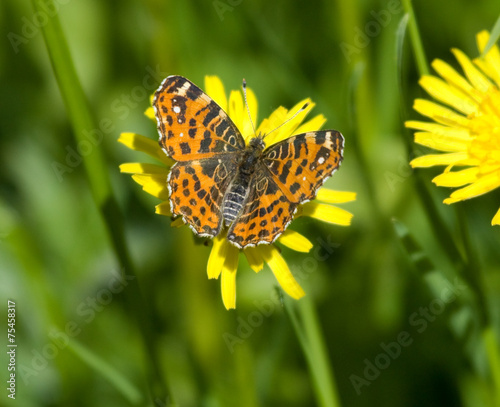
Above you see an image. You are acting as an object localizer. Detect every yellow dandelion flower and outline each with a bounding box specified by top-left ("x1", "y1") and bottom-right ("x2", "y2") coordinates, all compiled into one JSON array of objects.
[
  {"x1": 407, "y1": 30, "x2": 500, "y2": 225},
  {"x1": 119, "y1": 75, "x2": 355, "y2": 309}
]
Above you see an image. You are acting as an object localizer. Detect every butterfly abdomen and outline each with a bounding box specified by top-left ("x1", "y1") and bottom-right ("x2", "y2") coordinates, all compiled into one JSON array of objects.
[
  {"x1": 223, "y1": 183, "x2": 247, "y2": 226},
  {"x1": 222, "y1": 140, "x2": 264, "y2": 227}
]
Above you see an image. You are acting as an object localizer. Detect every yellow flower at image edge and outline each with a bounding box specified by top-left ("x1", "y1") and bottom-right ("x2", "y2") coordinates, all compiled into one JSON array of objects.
[
  {"x1": 407, "y1": 30, "x2": 500, "y2": 225},
  {"x1": 119, "y1": 76, "x2": 355, "y2": 309}
]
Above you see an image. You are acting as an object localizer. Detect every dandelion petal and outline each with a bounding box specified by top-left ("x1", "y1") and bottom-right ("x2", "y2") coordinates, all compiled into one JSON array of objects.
[
  {"x1": 476, "y1": 30, "x2": 500, "y2": 88},
  {"x1": 204, "y1": 75, "x2": 228, "y2": 112},
  {"x1": 316, "y1": 189, "x2": 357, "y2": 204},
  {"x1": 452, "y1": 48, "x2": 492, "y2": 93},
  {"x1": 260, "y1": 245, "x2": 305, "y2": 299},
  {"x1": 132, "y1": 174, "x2": 169, "y2": 200},
  {"x1": 432, "y1": 168, "x2": 478, "y2": 187},
  {"x1": 244, "y1": 247, "x2": 264, "y2": 273},
  {"x1": 444, "y1": 172, "x2": 500, "y2": 203},
  {"x1": 221, "y1": 248, "x2": 239, "y2": 310},
  {"x1": 278, "y1": 229, "x2": 313, "y2": 253},
  {"x1": 492, "y1": 207, "x2": 500, "y2": 226},
  {"x1": 419, "y1": 75, "x2": 478, "y2": 115},
  {"x1": 155, "y1": 202, "x2": 172, "y2": 216},
  {"x1": 118, "y1": 132, "x2": 170, "y2": 164},
  {"x1": 207, "y1": 235, "x2": 228, "y2": 279},
  {"x1": 300, "y1": 202, "x2": 353, "y2": 226},
  {"x1": 120, "y1": 163, "x2": 169, "y2": 175},
  {"x1": 410, "y1": 152, "x2": 472, "y2": 168}
]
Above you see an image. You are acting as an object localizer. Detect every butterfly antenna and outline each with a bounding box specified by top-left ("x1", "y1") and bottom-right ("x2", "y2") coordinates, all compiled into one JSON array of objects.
[
  {"x1": 242, "y1": 79, "x2": 257, "y2": 137},
  {"x1": 263, "y1": 102, "x2": 310, "y2": 140}
]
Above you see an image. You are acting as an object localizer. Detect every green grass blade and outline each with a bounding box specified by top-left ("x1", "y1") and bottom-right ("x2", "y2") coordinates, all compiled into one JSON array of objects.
[
  {"x1": 31, "y1": 0, "x2": 171, "y2": 403},
  {"x1": 483, "y1": 326, "x2": 500, "y2": 406},
  {"x1": 285, "y1": 294, "x2": 341, "y2": 407},
  {"x1": 482, "y1": 14, "x2": 500, "y2": 56},
  {"x1": 392, "y1": 219, "x2": 469, "y2": 301},
  {"x1": 401, "y1": 0, "x2": 429, "y2": 76},
  {"x1": 66, "y1": 338, "x2": 143, "y2": 405}
]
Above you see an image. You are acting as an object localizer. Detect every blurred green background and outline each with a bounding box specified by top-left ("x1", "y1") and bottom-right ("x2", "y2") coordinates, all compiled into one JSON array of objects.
[{"x1": 1, "y1": 0, "x2": 500, "y2": 406}]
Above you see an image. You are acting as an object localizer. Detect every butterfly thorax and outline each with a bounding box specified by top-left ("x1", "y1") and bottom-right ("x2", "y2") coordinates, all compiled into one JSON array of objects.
[
  {"x1": 239, "y1": 136, "x2": 265, "y2": 174},
  {"x1": 222, "y1": 137, "x2": 265, "y2": 227}
]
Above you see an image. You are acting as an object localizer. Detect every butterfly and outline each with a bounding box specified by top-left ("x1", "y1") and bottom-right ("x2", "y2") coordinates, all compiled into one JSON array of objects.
[{"x1": 153, "y1": 75, "x2": 344, "y2": 248}]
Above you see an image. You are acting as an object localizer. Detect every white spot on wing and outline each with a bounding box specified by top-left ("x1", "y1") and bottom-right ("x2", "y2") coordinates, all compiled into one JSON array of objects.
[
  {"x1": 173, "y1": 106, "x2": 181, "y2": 114},
  {"x1": 318, "y1": 157, "x2": 325, "y2": 165}
]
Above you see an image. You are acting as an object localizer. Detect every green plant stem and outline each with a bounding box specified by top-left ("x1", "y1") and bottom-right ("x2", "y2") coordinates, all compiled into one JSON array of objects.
[
  {"x1": 66, "y1": 338, "x2": 143, "y2": 405},
  {"x1": 285, "y1": 295, "x2": 341, "y2": 407},
  {"x1": 483, "y1": 326, "x2": 500, "y2": 406},
  {"x1": 455, "y1": 206, "x2": 489, "y2": 326},
  {"x1": 401, "y1": 0, "x2": 429, "y2": 76},
  {"x1": 32, "y1": 0, "x2": 171, "y2": 404}
]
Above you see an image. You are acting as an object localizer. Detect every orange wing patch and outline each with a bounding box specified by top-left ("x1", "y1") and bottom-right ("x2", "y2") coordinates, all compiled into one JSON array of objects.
[
  {"x1": 169, "y1": 158, "x2": 236, "y2": 237},
  {"x1": 154, "y1": 76, "x2": 245, "y2": 162},
  {"x1": 263, "y1": 131, "x2": 344, "y2": 203},
  {"x1": 227, "y1": 166, "x2": 298, "y2": 248}
]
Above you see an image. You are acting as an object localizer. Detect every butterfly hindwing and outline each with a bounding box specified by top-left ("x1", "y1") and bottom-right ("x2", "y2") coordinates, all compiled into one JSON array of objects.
[
  {"x1": 227, "y1": 164, "x2": 298, "y2": 247},
  {"x1": 169, "y1": 158, "x2": 237, "y2": 237},
  {"x1": 262, "y1": 130, "x2": 344, "y2": 204},
  {"x1": 154, "y1": 75, "x2": 246, "y2": 162}
]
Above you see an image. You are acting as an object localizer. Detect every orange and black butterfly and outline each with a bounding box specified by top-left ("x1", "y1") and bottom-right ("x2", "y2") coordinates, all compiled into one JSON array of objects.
[{"x1": 153, "y1": 75, "x2": 343, "y2": 248}]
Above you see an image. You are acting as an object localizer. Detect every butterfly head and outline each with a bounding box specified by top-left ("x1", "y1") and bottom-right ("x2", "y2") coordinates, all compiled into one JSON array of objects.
[{"x1": 248, "y1": 134, "x2": 266, "y2": 152}]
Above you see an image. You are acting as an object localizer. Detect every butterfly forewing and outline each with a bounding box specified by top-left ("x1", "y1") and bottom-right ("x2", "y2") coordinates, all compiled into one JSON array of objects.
[
  {"x1": 154, "y1": 76, "x2": 246, "y2": 162},
  {"x1": 262, "y1": 131, "x2": 344, "y2": 204}
]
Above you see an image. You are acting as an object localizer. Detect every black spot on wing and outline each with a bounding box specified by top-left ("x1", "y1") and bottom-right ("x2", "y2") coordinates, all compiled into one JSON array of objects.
[
  {"x1": 290, "y1": 182, "x2": 300, "y2": 194},
  {"x1": 199, "y1": 138, "x2": 211, "y2": 153},
  {"x1": 165, "y1": 76, "x2": 186, "y2": 93},
  {"x1": 279, "y1": 143, "x2": 289, "y2": 159},
  {"x1": 180, "y1": 206, "x2": 192, "y2": 216},
  {"x1": 293, "y1": 136, "x2": 309, "y2": 159},
  {"x1": 180, "y1": 142, "x2": 191, "y2": 155},
  {"x1": 202, "y1": 101, "x2": 219, "y2": 127},
  {"x1": 215, "y1": 120, "x2": 229, "y2": 137},
  {"x1": 278, "y1": 161, "x2": 292, "y2": 184},
  {"x1": 315, "y1": 131, "x2": 326, "y2": 145},
  {"x1": 185, "y1": 84, "x2": 203, "y2": 100},
  {"x1": 258, "y1": 229, "x2": 270, "y2": 238}
]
